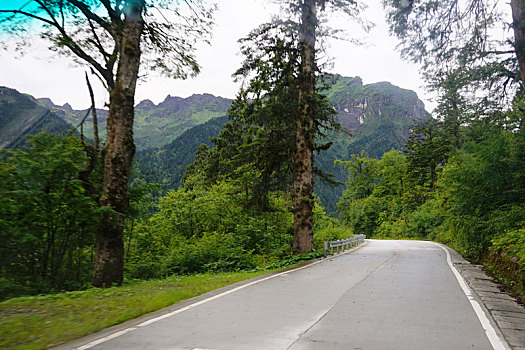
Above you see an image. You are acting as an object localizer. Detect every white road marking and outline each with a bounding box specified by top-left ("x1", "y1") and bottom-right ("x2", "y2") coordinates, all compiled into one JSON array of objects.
[
  {"x1": 434, "y1": 242, "x2": 510, "y2": 350},
  {"x1": 75, "y1": 328, "x2": 137, "y2": 350},
  {"x1": 72, "y1": 242, "x2": 368, "y2": 350}
]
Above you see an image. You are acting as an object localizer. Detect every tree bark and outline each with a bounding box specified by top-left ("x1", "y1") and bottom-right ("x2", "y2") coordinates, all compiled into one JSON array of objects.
[
  {"x1": 293, "y1": 0, "x2": 317, "y2": 254},
  {"x1": 511, "y1": 0, "x2": 525, "y2": 85},
  {"x1": 92, "y1": 0, "x2": 145, "y2": 288}
]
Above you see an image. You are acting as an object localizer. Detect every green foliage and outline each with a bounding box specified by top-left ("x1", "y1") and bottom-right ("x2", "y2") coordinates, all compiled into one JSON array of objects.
[
  {"x1": 405, "y1": 119, "x2": 450, "y2": 191},
  {"x1": 184, "y1": 24, "x2": 337, "y2": 212},
  {"x1": 126, "y1": 180, "x2": 294, "y2": 279},
  {"x1": 313, "y1": 203, "x2": 353, "y2": 250},
  {"x1": 0, "y1": 87, "x2": 73, "y2": 149},
  {"x1": 163, "y1": 234, "x2": 256, "y2": 275},
  {"x1": 491, "y1": 229, "x2": 525, "y2": 264},
  {"x1": 0, "y1": 134, "x2": 99, "y2": 298},
  {"x1": 438, "y1": 122, "x2": 525, "y2": 259},
  {"x1": 485, "y1": 229, "x2": 525, "y2": 303},
  {"x1": 337, "y1": 151, "x2": 388, "y2": 236}
]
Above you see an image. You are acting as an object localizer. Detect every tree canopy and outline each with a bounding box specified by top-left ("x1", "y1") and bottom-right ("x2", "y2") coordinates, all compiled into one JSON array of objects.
[
  {"x1": 383, "y1": 0, "x2": 523, "y2": 113},
  {"x1": 0, "y1": 0, "x2": 215, "y2": 287}
]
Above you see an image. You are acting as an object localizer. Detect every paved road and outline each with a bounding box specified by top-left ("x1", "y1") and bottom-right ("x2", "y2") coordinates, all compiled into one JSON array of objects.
[{"x1": 69, "y1": 240, "x2": 505, "y2": 350}]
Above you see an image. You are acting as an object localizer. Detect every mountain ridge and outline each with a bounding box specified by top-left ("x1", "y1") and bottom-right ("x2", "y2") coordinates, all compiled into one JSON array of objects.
[
  {"x1": 0, "y1": 76, "x2": 430, "y2": 213},
  {"x1": 0, "y1": 87, "x2": 72, "y2": 149},
  {"x1": 36, "y1": 93, "x2": 232, "y2": 149},
  {"x1": 130, "y1": 75, "x2": 431, "y2": 213}
]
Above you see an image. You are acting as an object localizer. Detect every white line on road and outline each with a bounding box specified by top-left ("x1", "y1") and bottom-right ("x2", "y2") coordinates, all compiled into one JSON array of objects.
[
  {"x1": 72, "y1": 243, "x2": 367, "y2": 350},
  {"x1": 434, "y1": 242, "x2": 510, "y2": 350},
  {"x1": 75, "y1": 328, "x2": 137, "y2": 350}
]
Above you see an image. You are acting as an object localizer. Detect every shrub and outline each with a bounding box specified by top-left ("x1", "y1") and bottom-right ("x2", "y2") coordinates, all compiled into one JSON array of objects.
[{"x1": 162, "y1": 233, "x2": 256, "y2": 275}]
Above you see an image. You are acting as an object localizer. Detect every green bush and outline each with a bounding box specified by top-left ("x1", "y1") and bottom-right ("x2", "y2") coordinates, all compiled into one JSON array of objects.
[
  {"x1": 313, "y1": 226, "x2": 353, "y2": 250},
  {"x1": 231, "y1": 215, "x2": 292, "y2": 255},
  {"x1": 0, "y1": 134, "x2": 99, "y2": 297},
  {"x1": 0, "y1": 279, "x2": 36, "y2": 301},
  {"x1": 407, "y1": 199, "x2": 443, "y2": 238},
  {"x1": 375, "y1": 216, "x2": 408, "y2": 238},
  {"x1": 127, "y1": 260, "x2": 164, "y2": 280},
  {"x1": 162, "y1": 233, "x2": 256, "y2": 275}
]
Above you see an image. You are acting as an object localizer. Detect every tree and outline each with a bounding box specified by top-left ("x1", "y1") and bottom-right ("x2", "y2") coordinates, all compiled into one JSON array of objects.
[
  {"x1": 0, "y1": 0, "x2": 214, "y2": 287},
  {"x1": 186, "y1": 24, "x2": 335, "y2": 213},
  {"x1": 383, "y1": 0, "x2": 523, "y2": 108},
  {"x1": 336, "y1": 152, "x2": 383, "y2": 236},
  {"x1": 281, "y1": 0, "x2": 368, "y2": 253},
  {"x1": 0, "y1": 134, "x2": 99, "y2": 295},
  {"x1": 405, "y1": 119, "x2": 450, "y2": 190},
  {"x1": 291, "y1": 0, "x2": 318, "y2": 254}
]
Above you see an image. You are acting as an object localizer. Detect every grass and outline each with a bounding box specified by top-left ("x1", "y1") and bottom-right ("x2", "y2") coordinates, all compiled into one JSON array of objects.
[{"x1": 0, "y1": 271, "x2": 270, "y2": 350}]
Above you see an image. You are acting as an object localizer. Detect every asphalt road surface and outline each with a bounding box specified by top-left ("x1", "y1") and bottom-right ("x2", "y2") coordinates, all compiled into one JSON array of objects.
[{"x1": 69, "y1": 240, "x2": 506, "y2": 350}]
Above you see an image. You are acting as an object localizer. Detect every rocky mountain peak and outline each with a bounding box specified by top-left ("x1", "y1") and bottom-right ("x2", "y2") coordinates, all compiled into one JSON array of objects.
[
  {"x1": 328, "y1": 76, "x2": 429, "y2": 131},
  {"x1": 37, "y1": 97, "x2": 57, "y2": 108},
  {"x1": 136, "y1": 99, "x2": 156, "y2": 110}
]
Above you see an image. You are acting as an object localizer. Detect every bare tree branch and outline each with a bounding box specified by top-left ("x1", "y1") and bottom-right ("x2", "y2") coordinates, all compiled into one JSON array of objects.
[{"x1": 0, "y1": 9, "x2": 55, "y2": 26}]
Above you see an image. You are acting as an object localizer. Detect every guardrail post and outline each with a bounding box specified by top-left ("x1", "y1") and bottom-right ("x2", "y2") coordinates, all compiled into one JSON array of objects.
[{"x1": 323, "y1": 235, "x2": 366, "y2": 257}]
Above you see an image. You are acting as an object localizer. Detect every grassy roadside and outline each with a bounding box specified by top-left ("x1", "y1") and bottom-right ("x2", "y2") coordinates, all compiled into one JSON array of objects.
[{"x1": 0, "y1": 271, "x2": 272, "y2": 350}]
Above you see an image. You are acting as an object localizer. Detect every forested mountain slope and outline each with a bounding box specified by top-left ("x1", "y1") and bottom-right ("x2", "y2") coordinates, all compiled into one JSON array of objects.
[
  {"x1": 1, "y1": 76, "x2": 429, "y2": 212},
  {"x1": 313, "y1": 77, "x2": 430, "y2": 211},
  {"x1": 0, "y1": 87, "x2": 72, "y2": 149},
  {"x1": 132, "y1": 76, "x2": 430, "y2": 213},
  {"x1": 132, "y1": 116, "x2": 228, "y2": 188}
]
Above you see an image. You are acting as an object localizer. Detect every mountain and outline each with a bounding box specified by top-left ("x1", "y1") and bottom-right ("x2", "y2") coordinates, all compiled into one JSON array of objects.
[
  {"x1": 38, "y1": 93, "x2": 231, "y2": 150},
  {"x1": 132, "y1": 76, "x2": 431, "y2": 213},
  {"x1": 314, "y1": 76, "x2": 430, "y2": 212},
  {"x1": 132, "y1": 116, "x2": 228, "y2": 189},
  {"x1": 328, "y1": 76, "x2": 427, "y2": 131},
  {"x1": 327, "y1": 76, "x2": 429, "y2": 157},
  {"x1": 1, "y1": 75, "x2": 429, "y2": 213},
  {"x1": 0, "y1": 87, "x2": 72, "y2": 149}
]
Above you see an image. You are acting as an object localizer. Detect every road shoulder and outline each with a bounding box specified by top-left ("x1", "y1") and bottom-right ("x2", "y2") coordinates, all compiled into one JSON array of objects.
[{"x1": 446, "y1": 245, "x2": 525, "y2": 350}]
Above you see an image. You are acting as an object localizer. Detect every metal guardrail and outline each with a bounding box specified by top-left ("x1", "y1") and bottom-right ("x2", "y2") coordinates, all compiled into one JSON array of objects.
[{"x1": 323, "y1": 234, "x2": 366, "y2": 256}]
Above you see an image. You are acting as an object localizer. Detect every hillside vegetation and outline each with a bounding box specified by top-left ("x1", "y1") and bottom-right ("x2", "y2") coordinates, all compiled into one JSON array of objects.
[
  {"x1": 0, "y1": 87, "x2": 72, "y2": 149},
  {"x1": 131, "y1": 75, "x2": 429, "y2": 212}
]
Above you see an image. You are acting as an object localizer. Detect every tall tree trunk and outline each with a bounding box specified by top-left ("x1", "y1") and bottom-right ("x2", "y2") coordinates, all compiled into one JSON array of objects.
[
  {"x1": 93, "y1": 0, "x2": 145, "y2": 288},
  {"x1": 293, "y1": 0, "x2": 317, "y2": 254},
  {"x1": 511, "y1": 0, "x2": 525, "y2": 85}
]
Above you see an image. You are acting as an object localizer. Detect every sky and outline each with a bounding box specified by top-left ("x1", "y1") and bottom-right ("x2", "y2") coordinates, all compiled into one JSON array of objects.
[{"x1": 0, "y1": 0, "x2": 435, "y2": 112}]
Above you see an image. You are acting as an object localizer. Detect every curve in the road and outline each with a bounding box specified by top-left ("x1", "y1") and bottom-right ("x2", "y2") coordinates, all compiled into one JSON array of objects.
[{"x1": 59, "y1": 240, "x2": 510, "y2": 350}]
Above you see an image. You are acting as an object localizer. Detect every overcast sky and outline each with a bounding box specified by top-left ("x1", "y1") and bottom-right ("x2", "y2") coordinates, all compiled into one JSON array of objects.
[{"x1": 0, "y1": 0, "x2": 435, "y2": 112}]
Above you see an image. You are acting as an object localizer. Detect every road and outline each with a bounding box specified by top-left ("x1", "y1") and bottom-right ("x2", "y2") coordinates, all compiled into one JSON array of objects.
[{"x1": 68, "y1": 240, "x2": 506, "y2": 350}]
